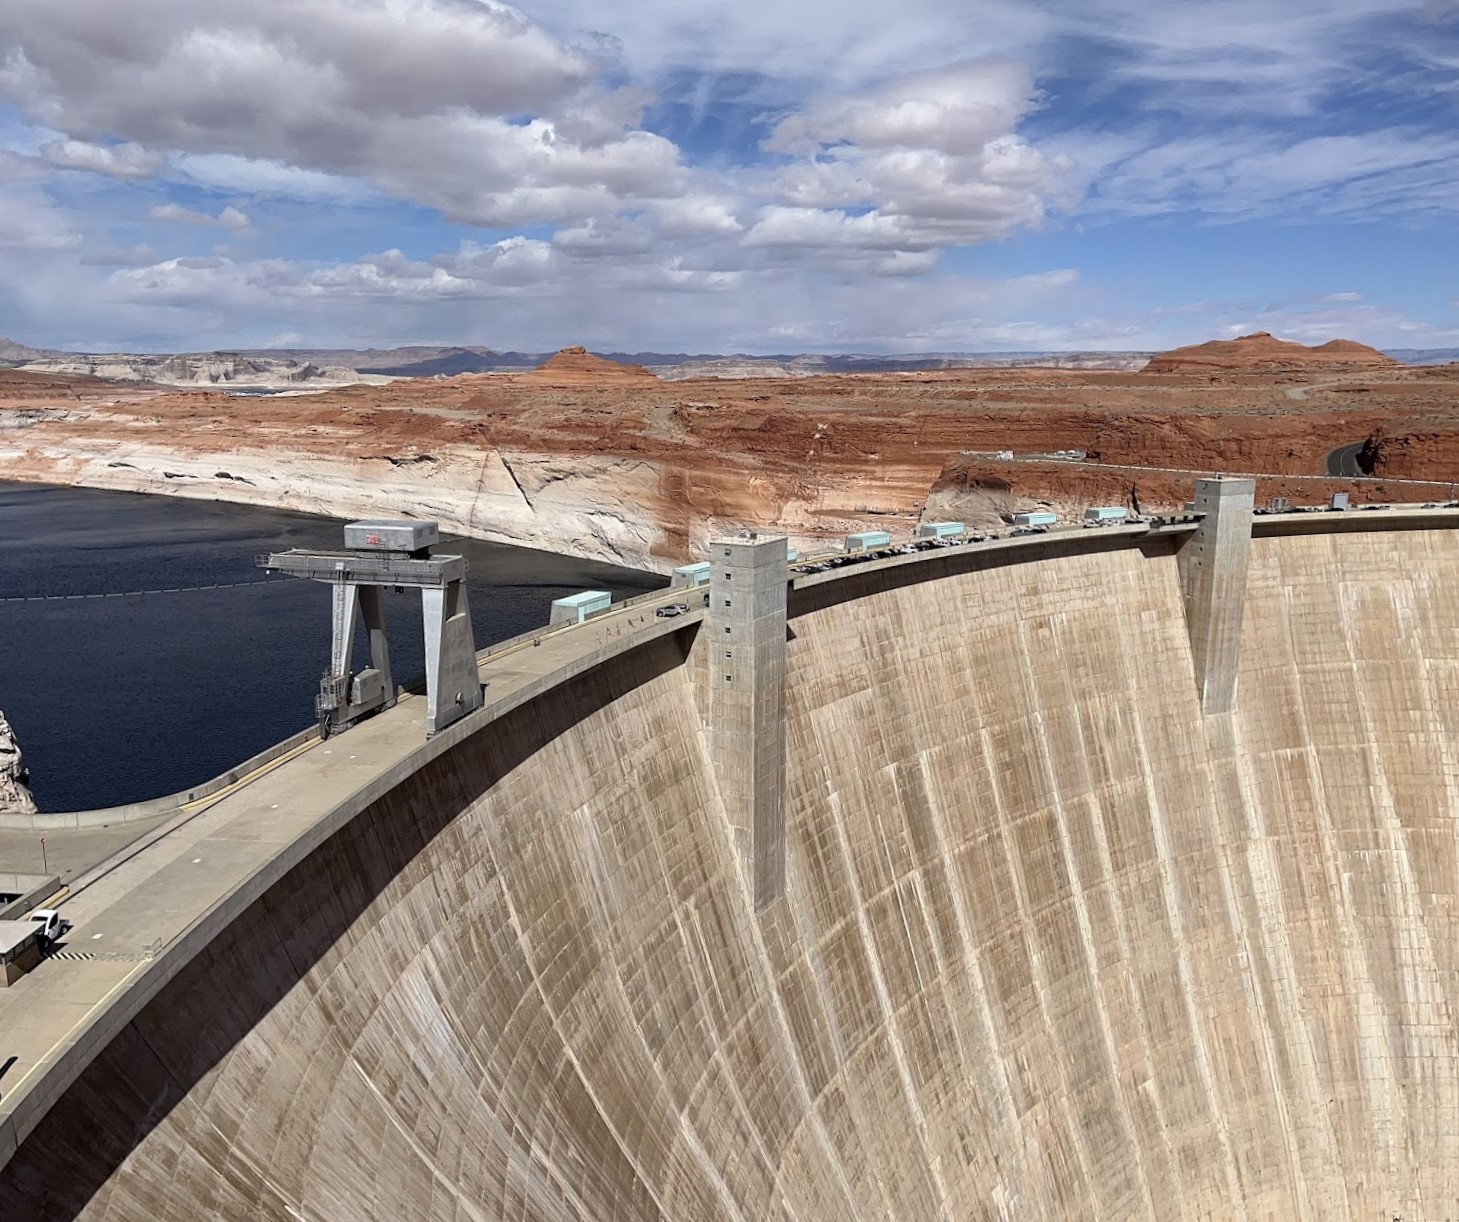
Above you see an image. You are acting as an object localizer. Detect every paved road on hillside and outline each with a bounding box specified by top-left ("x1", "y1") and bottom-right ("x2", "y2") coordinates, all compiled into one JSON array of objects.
[{"x1": 1327, "y1": 443, "x2": 1365, "y2": 477}]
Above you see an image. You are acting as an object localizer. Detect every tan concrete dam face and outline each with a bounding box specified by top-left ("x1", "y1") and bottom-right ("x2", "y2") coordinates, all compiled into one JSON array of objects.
[{"x1": 6, "y1": 528, "x2": 1459, "y2": 1219}]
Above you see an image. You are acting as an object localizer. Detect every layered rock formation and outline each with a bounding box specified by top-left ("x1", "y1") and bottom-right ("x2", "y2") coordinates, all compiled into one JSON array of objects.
[
  {"x1": 15, "y1": 353, "x2": 387, "y2": 391},
  {"x1": 1142, "y1": 331, "x2": 1398, "y2": 375},
  {"x1": 0, "y1": 711, "x2": 36, "y2": 815},
  {"x1": 2, "y1": 342, "x2": 1458, "y2": 572},
  {"x1": 525, "y1": 346, "x2": 659, "y2": 384}
]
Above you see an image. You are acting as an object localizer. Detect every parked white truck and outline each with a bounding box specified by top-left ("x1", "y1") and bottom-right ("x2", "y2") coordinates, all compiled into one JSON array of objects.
[{"x1": 28, "y1": 909, "x2": 67, "y2": 946}]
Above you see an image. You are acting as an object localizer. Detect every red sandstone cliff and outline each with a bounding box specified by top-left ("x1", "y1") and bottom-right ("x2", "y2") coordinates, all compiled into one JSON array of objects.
[
  {"x1": 5, "y1": 357, "x2": 1459, "y2": 572},
  {"x1": 1143, "y1": 331, "x2": 1398, "y2": 375}
]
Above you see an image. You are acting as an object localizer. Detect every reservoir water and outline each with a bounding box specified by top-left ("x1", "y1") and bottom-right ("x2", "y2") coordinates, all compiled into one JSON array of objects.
[{"x1": 0, "y1": 481, "x2": 665, "y2": 812}]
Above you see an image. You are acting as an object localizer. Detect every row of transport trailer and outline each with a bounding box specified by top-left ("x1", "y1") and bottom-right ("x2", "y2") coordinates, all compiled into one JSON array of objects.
[
  {"x1": 798, "y1": 507, "x2": 1139, "y2": 571},
  {"x1": 844, "y1": 512, "x2": 1133, "y2": 548},
  {"x1": 551, "y1": 506, "x2": 1139, "y2": 624},
  {"x1": 1011, "y1": 506, "x2": 1128, "y2": 530}
]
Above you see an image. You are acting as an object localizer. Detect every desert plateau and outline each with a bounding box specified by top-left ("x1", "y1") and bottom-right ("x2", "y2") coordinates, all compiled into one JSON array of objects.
[{"x1": 2, "y1": 333, "x2": 1457, "y2": 573}]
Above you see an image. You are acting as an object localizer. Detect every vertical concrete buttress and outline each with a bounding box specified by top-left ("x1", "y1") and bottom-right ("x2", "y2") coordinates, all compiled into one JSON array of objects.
[
  {"x1": 708, "y1": 535, "x2": 789, "y2": 909},
  {"x1": 1178, "y1": 477, "x2": 1256, "y2": 714},
  {"x1": 422, "y1": 579, "x2": 483, "y2": 736}
]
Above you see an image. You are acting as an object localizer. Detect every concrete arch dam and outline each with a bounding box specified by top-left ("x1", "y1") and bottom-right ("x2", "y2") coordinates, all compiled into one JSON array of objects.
[{"x1": 5, "y1": 499, "x2": 1459, "y2": 1219}]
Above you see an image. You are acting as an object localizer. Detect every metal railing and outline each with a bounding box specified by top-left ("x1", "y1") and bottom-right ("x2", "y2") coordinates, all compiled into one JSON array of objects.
[
  {"x1": 1, "y1": 577, "x2": 285, "y2": 604},
  {"x1": 259, "y1": 550, "x2": 464, "y2": 587}
]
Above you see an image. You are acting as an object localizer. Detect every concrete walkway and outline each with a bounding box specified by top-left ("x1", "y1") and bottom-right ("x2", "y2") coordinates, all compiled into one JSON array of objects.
[{"x1": 0, "y1": 816, "x2": 171, "y2": 888}]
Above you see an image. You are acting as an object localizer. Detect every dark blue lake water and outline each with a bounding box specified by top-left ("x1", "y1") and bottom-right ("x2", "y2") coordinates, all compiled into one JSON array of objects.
[{"x1": 0, "y1": 482, "x2": 664, "y2": 811}]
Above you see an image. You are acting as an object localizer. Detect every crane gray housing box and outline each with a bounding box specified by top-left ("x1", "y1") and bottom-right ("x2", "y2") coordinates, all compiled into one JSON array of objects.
[{"x1": 343, "y1": 520, "x2": 440, "y2": 553}]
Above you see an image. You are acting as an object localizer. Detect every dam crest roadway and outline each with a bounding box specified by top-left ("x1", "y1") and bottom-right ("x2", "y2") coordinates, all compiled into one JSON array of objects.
[{"x1": 5, "y1": 487, "x2": 1459, "y2": 1219}]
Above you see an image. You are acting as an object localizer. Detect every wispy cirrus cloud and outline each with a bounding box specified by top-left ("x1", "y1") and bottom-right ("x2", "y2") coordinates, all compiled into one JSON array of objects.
[
  {"x1": 151, "y1": 202, "x2": 252, "y2": 230},
  {"x1": 1067, "y1": 126, "x2": 1459, "y2": 221},
  {"x1": 79, "y1": 243, "x2": 157, "y2": 268},
  {"x1": 171, "y1": 154, "x2": 381, "y2": 204}
]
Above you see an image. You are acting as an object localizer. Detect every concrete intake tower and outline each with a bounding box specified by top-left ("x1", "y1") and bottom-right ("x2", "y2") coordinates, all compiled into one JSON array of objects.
[{"x1": 2, "y1": 483, "x2": 1458, "y2": 1220}]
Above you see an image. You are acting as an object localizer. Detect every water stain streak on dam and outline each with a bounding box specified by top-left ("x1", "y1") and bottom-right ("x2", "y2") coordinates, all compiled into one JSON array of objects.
[{"x1": 4, "y1": 508, "x2": 1459, "y2": 1219}]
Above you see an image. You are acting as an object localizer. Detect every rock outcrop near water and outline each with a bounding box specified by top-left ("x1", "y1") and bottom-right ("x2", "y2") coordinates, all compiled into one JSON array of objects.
[{"x1": 0, "y1": 711, "x2": 36, "y2": 814}]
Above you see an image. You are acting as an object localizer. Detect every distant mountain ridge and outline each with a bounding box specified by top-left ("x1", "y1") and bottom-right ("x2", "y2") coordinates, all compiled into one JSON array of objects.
[
  {"x1": 1387, "y1": 348, "x2": 1459, "y2": 366},
  {"x1": 0, "y1": 338, "x2": 51, "y2": 363},
  {"x1": 3, "y1": 344, "x2": 1162, "y2": 378},
  {"x1": 1, "y1": 336, "x2": 1454, "y2": 385},
  {"x1": 231, "y1": 344, "x2": 1161, "y2": 377},
  {"x1": 0, "y1": 338, "x2": 1158, "y2": 381},
  {"x1": 0, "y1": 346, "x2": 389, "y2": 390}
]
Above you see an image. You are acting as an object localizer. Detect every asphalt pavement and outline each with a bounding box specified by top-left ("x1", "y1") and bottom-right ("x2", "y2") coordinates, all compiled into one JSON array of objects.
[{"x1": 1327, "y1": 442, "x2": 1365, "y2": 477}]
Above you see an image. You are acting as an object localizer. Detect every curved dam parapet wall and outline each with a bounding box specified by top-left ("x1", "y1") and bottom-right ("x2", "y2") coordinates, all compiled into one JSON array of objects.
[{"x1": 6, "y1": 521, "x2": 1459, "y2": 1218}]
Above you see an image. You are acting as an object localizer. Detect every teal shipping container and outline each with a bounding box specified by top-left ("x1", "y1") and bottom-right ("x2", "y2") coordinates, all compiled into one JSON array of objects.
[
  {"x1": 845, "y1": 531, "x2": 893, "y2": 552},
  {"x1": 549, "y1": 590, "x2": 612, "y2": 626},
  {"x1": 672, "y1": 561, "x2": 713, "y2": 588}
]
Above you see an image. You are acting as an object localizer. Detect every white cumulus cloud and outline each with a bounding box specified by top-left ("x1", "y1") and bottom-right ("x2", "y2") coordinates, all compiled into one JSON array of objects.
[
  {"x1": 749, "y1": 61, "x2": 1067, "y2": 257},
  {"x1": 0, "y1": 0, "x2": 693, "y2": 227},
  {"x1": 766, "y1": 60, "x2": 1038, "y2": 156},
  {"x1": 1, "y1": 0, "x2": 1455, "y2": 352},
  {"x1": 82, "y1": 241, "x2": 1081, "y2": 352},
  {"x1": 42, "y1": 139, "x2": 165, "y2": 179}
]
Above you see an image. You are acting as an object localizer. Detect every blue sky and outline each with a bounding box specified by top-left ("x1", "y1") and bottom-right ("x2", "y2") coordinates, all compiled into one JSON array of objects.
[{"x1": 0, "y1": 0, "x2": 1456, "y2": 353}]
